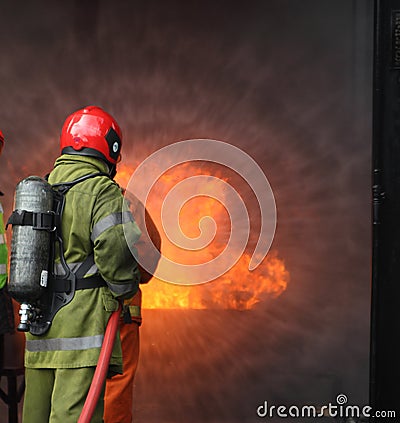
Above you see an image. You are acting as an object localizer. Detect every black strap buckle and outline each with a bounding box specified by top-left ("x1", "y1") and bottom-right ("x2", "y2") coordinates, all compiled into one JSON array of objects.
[{"x1": 32, "y1": 211, "x2": 56, "y2": 231}]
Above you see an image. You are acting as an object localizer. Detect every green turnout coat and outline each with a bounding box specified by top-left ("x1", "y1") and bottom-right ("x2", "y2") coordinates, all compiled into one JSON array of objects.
[{"x1": 24, "y1": 154, "x2": 141, "y2": 373}]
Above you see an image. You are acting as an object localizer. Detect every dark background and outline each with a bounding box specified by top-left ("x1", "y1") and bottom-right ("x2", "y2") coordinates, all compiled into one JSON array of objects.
[{"x1": 0, "y1": 1, "x2": 373, "y2": 422}]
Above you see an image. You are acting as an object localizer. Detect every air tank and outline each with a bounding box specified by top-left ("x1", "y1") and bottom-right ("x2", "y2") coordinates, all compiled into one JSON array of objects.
[{"x1": 8, "y1": 176, "x2": 54, "y2": 303}]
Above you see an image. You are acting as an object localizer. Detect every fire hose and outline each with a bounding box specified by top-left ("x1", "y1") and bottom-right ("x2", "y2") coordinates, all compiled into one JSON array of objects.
[{"x1": 78, "y1": 304, "x2": 121, "y2": 423}]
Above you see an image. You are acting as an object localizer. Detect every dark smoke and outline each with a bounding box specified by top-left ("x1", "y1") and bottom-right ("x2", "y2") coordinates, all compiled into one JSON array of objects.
[{"x1": 0, "y1": 1, "x2": 372, "y2": 422}]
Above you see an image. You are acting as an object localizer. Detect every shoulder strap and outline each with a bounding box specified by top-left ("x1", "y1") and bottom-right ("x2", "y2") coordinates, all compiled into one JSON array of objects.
[
  {"x1": 52, "y1": 171, "x2": 111, "y2": 194},
  {"x1": 51, "y1": 171, "x2": 111, "y2": 272},
  {"x1": 49, "y1": 172, "x2": 111, "y2": 301},
  {"x1": 51, "y1": 172, "x2": 112, "y2": 281}
]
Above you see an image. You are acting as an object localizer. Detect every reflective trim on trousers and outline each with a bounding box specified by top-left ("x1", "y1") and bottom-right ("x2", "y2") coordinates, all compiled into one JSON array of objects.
[
  {"x1": 0, "y1": 263, "x2": 6, "y2": 274},
  {"x1": 91, "y1": 211, "x2": 134, "y2": 242},
  {"x1": 0, "y1": 233, "x2": 5, "y2": 244},
  {"x1": 26, "y1": 334, "x2": 104, "y2": 352}
]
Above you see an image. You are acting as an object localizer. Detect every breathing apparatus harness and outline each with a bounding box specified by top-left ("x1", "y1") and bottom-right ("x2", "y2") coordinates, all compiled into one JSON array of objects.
[{"x1": 7, "y1": 172, "x2": 111, "y2": 335}]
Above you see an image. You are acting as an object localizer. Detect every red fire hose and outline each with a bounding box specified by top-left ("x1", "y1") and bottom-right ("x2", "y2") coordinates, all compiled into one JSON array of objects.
[{"x1": 78, "y1": 304, "x2": 121, "y2": 423}]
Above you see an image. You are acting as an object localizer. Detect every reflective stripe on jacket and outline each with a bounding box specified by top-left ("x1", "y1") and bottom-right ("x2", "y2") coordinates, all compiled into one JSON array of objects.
[{"x1": 24, "y1": 155, "x2": 141, "y2": 371}]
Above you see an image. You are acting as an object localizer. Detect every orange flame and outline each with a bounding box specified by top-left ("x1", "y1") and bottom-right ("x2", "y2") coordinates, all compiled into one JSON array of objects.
[{"x1": 116, "y1": 162, "x2": 289, "y2": 310}]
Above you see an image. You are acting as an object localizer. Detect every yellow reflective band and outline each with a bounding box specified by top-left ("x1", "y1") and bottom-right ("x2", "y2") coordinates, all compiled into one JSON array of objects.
[
  {"x1": 128, "y1": 305, "x2": 141, "y2": 318},
  {"x1": 0, "y1": 244, "x2": 7, "y2": 271},
  {"x1": 0, "y1": 275, "x2": 6, "y2": 290},
  {"x1": 26, "y1": 334, "x2": 104, "y2": 352},
  {"x1": 91, "y1": 211, "x2": 134, "y2": 242},
  {"x1": 54, "y1": 261, "x2": 99, "y2": 277}
]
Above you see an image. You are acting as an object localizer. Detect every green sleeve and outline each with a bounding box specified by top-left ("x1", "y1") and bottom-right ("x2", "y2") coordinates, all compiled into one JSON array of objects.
[{"x1": 92, "y1": 182, "x2": 141, "y2": 299}]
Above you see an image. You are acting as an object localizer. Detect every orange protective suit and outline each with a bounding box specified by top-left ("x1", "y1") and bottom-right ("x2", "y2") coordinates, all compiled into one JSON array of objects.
[{"x1": 104, "y1": 289, "x2": 142, "y2": 423}]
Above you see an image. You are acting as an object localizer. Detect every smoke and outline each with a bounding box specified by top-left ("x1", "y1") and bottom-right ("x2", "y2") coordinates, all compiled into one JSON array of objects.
[{"x1": 0, "y1": 1, "x2": 372, "y2": 422}]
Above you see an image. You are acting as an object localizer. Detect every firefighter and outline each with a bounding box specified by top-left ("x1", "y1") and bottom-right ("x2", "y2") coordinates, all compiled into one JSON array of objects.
[
  {"x1": 0, "y1": 130, "x2": 15, "y2": 365},
  {"x1": 104, "y1": 193, "x2": 161, "y2": 423},
  {"x1": 22, "y1": 106, "x2": 142, "y2": 423}
]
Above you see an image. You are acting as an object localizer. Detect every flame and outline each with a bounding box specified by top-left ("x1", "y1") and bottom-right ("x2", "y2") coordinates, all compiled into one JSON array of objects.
[
  {"x1": 141, "y1": 252, "x2": 289, "y2": 310},
  {"x1": 116, "y1": 162, "x2": 289, "y2": 310}
]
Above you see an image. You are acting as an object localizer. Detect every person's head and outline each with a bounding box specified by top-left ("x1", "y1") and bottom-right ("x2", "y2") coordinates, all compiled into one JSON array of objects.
[
  {"x1": 0, "y1": 130, "x2": 4, "y2": 157},
  {"x1": 60, "y1": 106, "x2": 122, "y2": 176}
]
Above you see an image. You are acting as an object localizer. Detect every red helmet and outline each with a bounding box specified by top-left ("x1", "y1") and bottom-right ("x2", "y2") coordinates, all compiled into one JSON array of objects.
[
  {"x1": 0, "y1": 130, "x2": 4, "y2": 156},
  {"x1": 60, "y1": 106, "x2": 122, "y2": 166}
]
